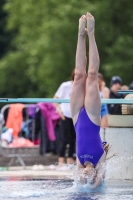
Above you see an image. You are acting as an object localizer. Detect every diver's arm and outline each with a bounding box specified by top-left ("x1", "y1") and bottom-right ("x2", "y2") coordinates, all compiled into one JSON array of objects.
[
  {"x1": 92, "y1": 154, "x2": 106, "y2": 189},
  {"x1": 92, "y1": 174, "x2": 104, "y2": 189},
  {"x1": 92, "y1": 165, "x2": 106, "y2": 189}
]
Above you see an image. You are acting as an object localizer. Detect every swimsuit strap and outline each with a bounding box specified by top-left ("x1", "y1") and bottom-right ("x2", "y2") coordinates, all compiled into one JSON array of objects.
[{"x1": 102, "y1": 141, "x2": 107, "y2": 146}]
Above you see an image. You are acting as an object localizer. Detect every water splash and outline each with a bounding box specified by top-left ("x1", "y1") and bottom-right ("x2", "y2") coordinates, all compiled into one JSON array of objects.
[
  {"x1": 67, "y1": 156, "x2": 133, "y2": 190},
  {"x1": 0, "y1": 157, "x2": 132, "y2": 199}
]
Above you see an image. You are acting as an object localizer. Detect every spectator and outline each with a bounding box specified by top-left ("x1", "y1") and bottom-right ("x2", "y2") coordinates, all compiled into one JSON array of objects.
[
  {"x1": 108, "y1": 76, "x2": 124, "y2": 115},
  {"x1": 121, "y1": 85, "x2": 129, "y2": 97},
  {"x1": 129, "y1": 82, "x2": 133, "y2": 90},
  {"x1": 121, "y1": 85, "x2": 129, "y2": 91},
  {"x1": 54, "y1": 70, "x2": 76, "y2": 167},
  {"x1": 98, "y1": 73, "x2": 109, "y2": 127}
]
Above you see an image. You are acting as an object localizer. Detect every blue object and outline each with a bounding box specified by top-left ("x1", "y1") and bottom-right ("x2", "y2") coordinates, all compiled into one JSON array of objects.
[
  {"x1": 101, "y1": 104, "x2": 108, "y2": 118},
  {"x1": 0, "y1": 98, "x2": 133, "y2": 104},
  {"x1": 74, "y1": 107, "x2": 104, "y2": 167},
  {"x1": 118, "y1": 90, "x2": 133, "y2": 94},
  {"x1": 110, "y1": 76, "x2": 122, "y2": 87}
]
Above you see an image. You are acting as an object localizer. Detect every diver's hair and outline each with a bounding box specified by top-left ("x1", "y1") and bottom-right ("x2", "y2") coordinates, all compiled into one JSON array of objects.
[
  {"x1": 103, "y1": 143, "x2": 110, "y2": 155},
  {"x1": 103, "y1": 143, "x2": 117, "y2": 160}
]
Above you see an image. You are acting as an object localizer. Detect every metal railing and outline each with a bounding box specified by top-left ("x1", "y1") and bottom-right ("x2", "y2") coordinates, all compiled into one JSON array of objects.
[
  {"x1": 0, "y1": 98, "x2": 133, "y2": 104},
  {"x1": 0, "y1": 104, "x2": 39, "y2": 168}
]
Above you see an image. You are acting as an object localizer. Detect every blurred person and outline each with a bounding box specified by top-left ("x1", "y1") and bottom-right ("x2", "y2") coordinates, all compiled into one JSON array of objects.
[
  {"x1": 98, "y1": 73, "x2": 109, "y2": 127},
  {"x1": 121, "y1": 85, "x2": 129, "y2": 91},
  {"x1": 129, "y1": 82, "x2": 133, "y2": 90},
  {"x1": 54, "y1": 69, "x2": 76, "y2": 167},
  {"x1": 98, "y1": 73, "x2": 109, "y2": 99},
  {"x1": 71, "y1": 13, "x2": 108, "y2": 189},
  {"x1": 108, "y1": 76, "x2": 124, "y2": 114},
  {"x1": 121, "y1": 85, "x2": 129, "y2": 97}
]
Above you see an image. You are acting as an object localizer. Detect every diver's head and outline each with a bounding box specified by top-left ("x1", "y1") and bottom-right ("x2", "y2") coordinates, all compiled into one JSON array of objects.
[{"x1": 82, "y1": 161, "x2": 96, "y2": 183}]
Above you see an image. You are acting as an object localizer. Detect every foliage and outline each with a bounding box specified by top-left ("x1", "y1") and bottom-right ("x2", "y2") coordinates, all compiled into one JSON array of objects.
[
  {"x1": 0, "y1": 0, "x2": 133, "y2": 98},
  {"x1": 0, "y1": 0, "x2": 14, "y2": 58}
]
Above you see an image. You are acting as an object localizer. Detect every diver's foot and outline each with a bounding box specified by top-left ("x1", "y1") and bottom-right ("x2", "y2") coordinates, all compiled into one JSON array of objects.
[
  {"x1": 86, "y1": 12, "x2": 95, "y2": 35},
  {"x1": 78, "y1": 15, "x2": 87, "y2": 37}
]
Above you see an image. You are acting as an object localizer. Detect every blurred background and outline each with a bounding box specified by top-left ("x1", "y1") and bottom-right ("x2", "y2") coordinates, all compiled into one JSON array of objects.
[{"x1": 0, "y1": 0, "x2": 133, "y2": 99}]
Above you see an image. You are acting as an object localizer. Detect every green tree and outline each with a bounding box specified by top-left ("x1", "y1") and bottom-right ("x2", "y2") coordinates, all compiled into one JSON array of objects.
[
  {"x1": 0, "y1": 0, "x2": 133, "y2": 98},
  {"x1": 0, "y1": 0, "x2": 94, "y2": 97},
  {"x1": 0, "y1": 0, "x2": 14, "y2": 58},
  {"x1": 95, "y1": 0, "x2": 133, "y2": 85}
]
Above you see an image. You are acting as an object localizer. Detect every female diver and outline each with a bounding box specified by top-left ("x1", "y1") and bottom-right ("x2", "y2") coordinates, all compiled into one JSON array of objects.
[{"x1": 71, "y1": 12, "x2": 106, "y2": 188}]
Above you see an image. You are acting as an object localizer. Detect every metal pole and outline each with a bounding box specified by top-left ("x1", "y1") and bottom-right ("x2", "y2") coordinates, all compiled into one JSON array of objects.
[{"x1": 0, "y1": 98, "x2": 133, "y2": 104}]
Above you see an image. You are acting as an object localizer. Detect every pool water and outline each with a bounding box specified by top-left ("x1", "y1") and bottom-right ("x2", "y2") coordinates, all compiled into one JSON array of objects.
[
  {"x1": 0, "y1": 179, "x2": 132, "y2": 200},
  {"x1": 0, "y1": 157, "x2": 133, "y2": 200}
]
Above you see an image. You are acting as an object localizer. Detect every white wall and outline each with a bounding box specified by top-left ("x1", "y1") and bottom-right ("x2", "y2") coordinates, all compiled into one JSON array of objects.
[{"x1": 102, "y1": 128, "x2": 133, "y2": 180}]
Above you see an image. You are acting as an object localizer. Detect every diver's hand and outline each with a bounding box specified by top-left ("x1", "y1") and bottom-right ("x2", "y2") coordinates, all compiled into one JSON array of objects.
[{"x1": 92, "y1": 176, "x2": 102, "y2": 189}]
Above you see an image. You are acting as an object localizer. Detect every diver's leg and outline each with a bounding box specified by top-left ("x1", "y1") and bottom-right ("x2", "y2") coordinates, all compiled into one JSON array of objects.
[
  {"x1": 70, "y1": 15, "x2": 87, "y2": 124},
  {"x1": 84, "y1": 12, "x2": 101, "y2": 126}
]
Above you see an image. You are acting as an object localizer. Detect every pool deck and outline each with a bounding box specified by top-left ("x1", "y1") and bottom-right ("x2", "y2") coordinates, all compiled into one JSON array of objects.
[
  {"x1": 0, "y1": 165, "x2": 73, "y2": 180},
  {"x1": 0, "y1": 166, "x2": 133, "y2": 187}
]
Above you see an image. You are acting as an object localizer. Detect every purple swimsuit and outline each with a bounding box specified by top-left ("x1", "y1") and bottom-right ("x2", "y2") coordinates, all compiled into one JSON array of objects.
[{"x1": 74, "y1": 107, "x2": 104, "y2": 167}]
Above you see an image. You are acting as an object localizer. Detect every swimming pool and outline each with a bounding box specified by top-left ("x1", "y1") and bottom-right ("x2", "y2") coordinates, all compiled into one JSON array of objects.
[
  {"x1": 0, "y1": 178, "x2": 132, "y2": 200},
  {"x1": 0, "y1": 152, "x2": 132, "y2": 199}
]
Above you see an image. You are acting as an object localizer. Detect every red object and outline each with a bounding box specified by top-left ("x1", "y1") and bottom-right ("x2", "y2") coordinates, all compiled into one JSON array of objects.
[
  {"x1": 34, "y1": 138, "x2": 40, "y2": 145},
  {"x1": 6, "y1": 104, "x2": 24, "y2": 138},
  {"x1": 8, "y1": 138, "x2": 34, "y2": 148}
]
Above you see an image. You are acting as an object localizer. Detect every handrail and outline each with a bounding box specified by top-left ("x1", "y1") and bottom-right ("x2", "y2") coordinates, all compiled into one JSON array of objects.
[
  {"x1": 0, "y1": 98, "x2": 133, "y2": 104},
  {"x1": 118, "y1": 90, "x2": 133, "y2": 94}
]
